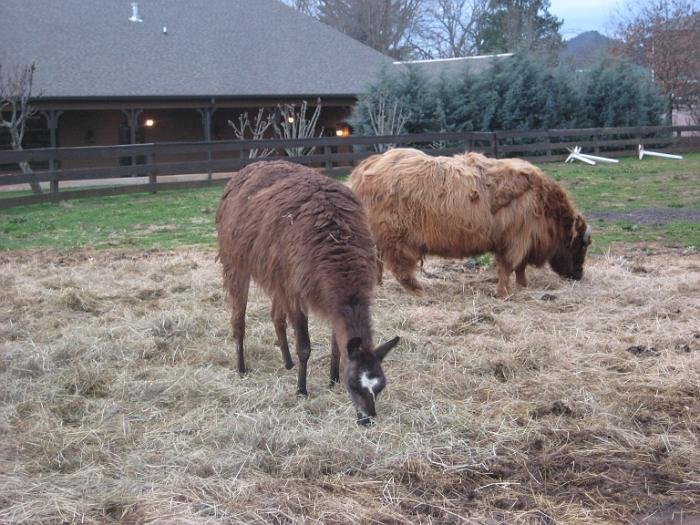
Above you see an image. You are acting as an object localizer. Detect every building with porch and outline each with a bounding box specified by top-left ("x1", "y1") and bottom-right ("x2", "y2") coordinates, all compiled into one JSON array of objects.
[{"x1": 0, "y1": 0, "x2": 395, "y2": 162}]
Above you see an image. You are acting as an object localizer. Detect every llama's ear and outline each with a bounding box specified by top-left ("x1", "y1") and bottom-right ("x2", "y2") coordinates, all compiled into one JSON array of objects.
[
  {"x1": 375, "y1": 336, "x2": 400, "y2": 361},
  {"x1": 347, "y1": 337, "x2": 363, "y2": 359}
]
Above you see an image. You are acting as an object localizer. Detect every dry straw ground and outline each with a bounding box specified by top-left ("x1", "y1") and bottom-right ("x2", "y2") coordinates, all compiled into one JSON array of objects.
[{"x1": 1, "y1": 247, "x2": 698, "y2": 524}]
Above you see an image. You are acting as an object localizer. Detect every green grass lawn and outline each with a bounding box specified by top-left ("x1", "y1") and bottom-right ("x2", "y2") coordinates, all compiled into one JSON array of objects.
[
  {"x1": 543, "y1": 152, "x2": 700, "y2": 251},
  {"x1": 1, "y1": 153, "x2": 698, "y2": 252},
  {"x1": 545, "y1": 152, "x2": 699, "y2": 210}
]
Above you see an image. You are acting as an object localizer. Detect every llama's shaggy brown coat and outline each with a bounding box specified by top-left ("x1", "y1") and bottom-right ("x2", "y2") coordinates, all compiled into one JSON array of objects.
[
  {"x1": 349, "y1": 149, "x2": 591, "y2": 297},
  {"x1": 216, "y1": 160, "x2": 398, "y2": 423}
]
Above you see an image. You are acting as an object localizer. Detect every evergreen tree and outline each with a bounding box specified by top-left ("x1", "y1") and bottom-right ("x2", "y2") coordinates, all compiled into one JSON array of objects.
[
  {"x1": 394, "y1": 65, "x2": 440, "y2": 133},
  {"x1": 350, "y1": 65, "x2": 439, "y2": 134},
  {"x1": 580, "y1": 59, "x2": 665, "y2": 127},
  {"x1": 351, "y1": 54, "x2": 666, "y2": 135},
  {"x1": 432, "y1": 72, "x2": 461, "y2": 132},
  {"x1": 475, "y1": 0, "x2": 563, "y2": 57}
]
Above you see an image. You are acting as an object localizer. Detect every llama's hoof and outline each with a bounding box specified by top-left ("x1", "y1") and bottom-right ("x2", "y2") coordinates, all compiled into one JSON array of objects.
[
  {"x1": 328, "y1": 378, "x2": 339, "y2": 388},
  {"x1": 356, "y1": 414, "x2": 375, "y2": 426},
  {"x1": 284, "y1": 360, "x2": 294, "y2": 370},
  {"x1": 296, "y1": 388, "x2": 308, "y2": 397}
]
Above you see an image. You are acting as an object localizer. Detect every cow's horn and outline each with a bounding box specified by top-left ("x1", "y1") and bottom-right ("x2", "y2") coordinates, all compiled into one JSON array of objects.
[{"x1": 583, "y1": 225, "x2": 592, "y2": 243}]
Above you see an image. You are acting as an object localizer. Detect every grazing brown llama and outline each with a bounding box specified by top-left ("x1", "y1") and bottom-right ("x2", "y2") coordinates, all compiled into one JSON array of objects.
[
  {"x1": 216, "y1": 160, "x2": 399, "y2": 424},
  {"x1": 349, "y1": 149, "x2": 591, "y2": 297}
]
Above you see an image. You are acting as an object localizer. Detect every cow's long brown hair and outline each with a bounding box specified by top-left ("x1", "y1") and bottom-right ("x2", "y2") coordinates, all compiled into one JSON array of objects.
[
  {"x1": 216, "y1": 160, "x2": 399, "y2": 424},
  {"x1": 349, "y1": 149, "x2": 591, "y2": 297}
]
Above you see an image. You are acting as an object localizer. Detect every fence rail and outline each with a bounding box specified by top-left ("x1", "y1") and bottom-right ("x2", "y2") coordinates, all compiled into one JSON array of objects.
[{"x1": 1, "y1": 125, "x2": 699, "y2": 209}]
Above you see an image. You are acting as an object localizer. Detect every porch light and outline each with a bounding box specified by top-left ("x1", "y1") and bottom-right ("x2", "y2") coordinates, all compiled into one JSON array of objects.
[
  {"x1": 335, "y1": 126, "x2": 349, "y2": 137},
  {"x1": 287, "y1": 116, "x2": 295, "y2": 124},
  {"x1": 145, "y1": 118, "x2": 155, "y2": 127}
]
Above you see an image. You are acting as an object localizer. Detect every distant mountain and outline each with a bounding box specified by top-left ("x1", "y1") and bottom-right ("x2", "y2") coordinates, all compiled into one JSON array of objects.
[{"x1": 560, "y1": 31, "x2": 620, "y2": 70}]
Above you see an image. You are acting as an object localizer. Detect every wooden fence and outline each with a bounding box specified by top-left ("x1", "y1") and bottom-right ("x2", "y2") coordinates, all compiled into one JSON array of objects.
[{"x1": 1, "y1": 125, "x2": 699, "y2": 209}]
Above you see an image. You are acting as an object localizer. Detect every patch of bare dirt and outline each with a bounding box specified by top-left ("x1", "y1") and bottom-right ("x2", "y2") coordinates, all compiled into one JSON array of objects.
[{"x1": 588, "y1": 207, "x2": 700, "y2": 225}]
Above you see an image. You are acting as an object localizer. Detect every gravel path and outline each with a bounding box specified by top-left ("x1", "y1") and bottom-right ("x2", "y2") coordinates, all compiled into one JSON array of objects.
[{"x1": 587, "y1": 208, "x2": 700, "y2": 225}]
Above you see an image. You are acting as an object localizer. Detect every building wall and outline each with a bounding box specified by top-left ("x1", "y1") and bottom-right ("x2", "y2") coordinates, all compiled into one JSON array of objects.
[
  {"x1": 58, "y1": 110, "x2": 123, "y2": 169},
  {"x1": 31, "y1": 103, "x2": 353, "y2": 171}
]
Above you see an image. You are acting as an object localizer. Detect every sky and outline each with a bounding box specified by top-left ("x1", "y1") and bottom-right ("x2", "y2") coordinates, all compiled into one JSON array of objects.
[{"x1": 549, "y1": 0, "x2": 625, "y2": 39}]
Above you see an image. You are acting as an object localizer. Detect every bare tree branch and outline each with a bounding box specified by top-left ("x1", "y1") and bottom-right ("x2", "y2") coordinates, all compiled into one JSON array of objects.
[
  {"x1": 273, "y1": 100, "x2": 325, "y2": 156},
  {"x1": 420, "y1": 0, "x2": 487, "y2": 58},
  {"x1": 317, "y1": 0, "x2": 424, "y2": 59},
  {"x1": 0, "y1": 62, "x2": 42, "y2": 194},
  {"x1": 364, "y1": 92, "x2": 409, "y2": 151},
  {"x1": 228, "y1": 108, "x2": 276, "y2": 158},
  {"x1": 613, "y1": 0, "x2": 699, "y2": 113}
]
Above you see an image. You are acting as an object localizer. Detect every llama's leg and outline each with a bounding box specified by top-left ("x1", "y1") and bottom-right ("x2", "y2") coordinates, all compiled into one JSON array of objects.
[
  {"x1": 329, "y1": 332, "x2": 340, "y2": 387},
  {"x1": 384, "y1": 244, "x2": 423, "y2": 294},
  {"x1": 495, "y1": 256, "x2": 513, "y2": 298},
  {"x1": 515, "y1": 262, "x2": 528, "y2": 288},
  {"x1": 376, "y1": 254, "x2": 384, "y2": 286},
  {"x1": 225, "y1": 272, "x2": 250, "y2": 374},
  {"x1": 290, "y1": 310, "x2": 312, "y2": 396},
  {"x1": 271, "y1": 298, "x2": 294, "y2": 370}
]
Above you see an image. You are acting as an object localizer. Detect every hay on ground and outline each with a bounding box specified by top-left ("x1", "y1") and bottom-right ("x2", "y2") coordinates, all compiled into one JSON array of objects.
[{"x1": 0, "y1": 247, "x2": 698, "y2": 524}]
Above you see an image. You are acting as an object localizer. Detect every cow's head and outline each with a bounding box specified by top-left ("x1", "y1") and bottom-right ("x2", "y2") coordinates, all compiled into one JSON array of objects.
[
  {"x1": 549, "y1": 214, "x2": 591, "y2": 281},
  {"x1": 344, "y1": 336, "x2": 400, "y2": 426}
]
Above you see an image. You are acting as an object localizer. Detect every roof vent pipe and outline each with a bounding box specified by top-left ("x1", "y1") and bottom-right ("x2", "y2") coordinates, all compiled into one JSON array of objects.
[{"x1": 129, "y1": 2, "x2": 143, "y2": 22}]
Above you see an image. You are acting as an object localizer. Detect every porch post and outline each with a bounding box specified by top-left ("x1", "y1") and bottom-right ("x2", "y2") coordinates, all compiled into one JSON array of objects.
[
  {"x1": 121, "y1": 108, "x2": 143, "y2": 168},
  {"x1": 197, "y1": 106, "x2": 216, "y2": 180},
  {"x1": 41, "y1": 109, "x2": 64, "y2": 194}
]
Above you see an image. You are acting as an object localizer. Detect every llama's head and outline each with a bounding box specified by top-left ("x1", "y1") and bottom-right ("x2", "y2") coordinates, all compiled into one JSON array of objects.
[{"x1": 344, "y1": 336, "x2": 400, "y2": 426}]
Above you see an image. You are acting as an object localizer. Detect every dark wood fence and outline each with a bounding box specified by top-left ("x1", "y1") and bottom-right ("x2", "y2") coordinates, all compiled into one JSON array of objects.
[{"x1": 1, "y1": 125, "x2": 699, "y2": 209}]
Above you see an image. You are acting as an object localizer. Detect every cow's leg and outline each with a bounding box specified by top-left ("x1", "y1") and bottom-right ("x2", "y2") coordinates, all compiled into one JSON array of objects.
[
  {"x1": 271, "y1": 298, "x2": 294, "y2": 370},
  {"x1": 384, "y1": 243, "x2": 423, "y2": 294},
  {"x1": 495, "y1": 256, "x2": 513, "y2": 298},
  {"x1": 329, "y1": 331, "x2": 340, "y2": 387},
  {"x1": 225, "y1": 271, "x2": 250, "y2": 374},
  {"x1": 515, "y1": 262, "x2": 528, "y2": 288},
  {"x1": 290, "y1": 309, "x2": 312, "y2": 396}
]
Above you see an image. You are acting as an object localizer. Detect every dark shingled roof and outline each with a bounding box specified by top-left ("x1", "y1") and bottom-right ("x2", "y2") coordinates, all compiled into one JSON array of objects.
[
  {"x1": 0, "y1": 0, "x2": 395, "y2": 99},
  {"x1": 396, "y1": 54, "x2": 513, "y2": 81}
]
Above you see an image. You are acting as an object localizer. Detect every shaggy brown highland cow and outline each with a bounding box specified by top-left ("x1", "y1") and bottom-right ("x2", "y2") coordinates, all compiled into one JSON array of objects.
[
  {"x1": 349, "y1": 149, "x2": 591, "y2": 298},
  {"x1": 216, "y1": 160, "x2": 399, "y2": 425}
]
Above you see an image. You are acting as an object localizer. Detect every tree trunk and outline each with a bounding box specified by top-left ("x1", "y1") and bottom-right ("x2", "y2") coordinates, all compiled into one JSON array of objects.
[{"x1": 12, "y1": 141, "x2": 42, "y2": 194}]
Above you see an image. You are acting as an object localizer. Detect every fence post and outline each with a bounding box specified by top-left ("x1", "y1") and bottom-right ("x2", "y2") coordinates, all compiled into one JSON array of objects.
[
  {"x1": 324, "y1": 145, "x2": 332, "y2": 172},
  {"x1": 49, "y1": 152, "x2": 59, "y2": 195},
  {"x1": 491, "y1": 132, "x2": 499, "y2": 158},
  {"x1": 148, "y1": 150, "x2": 157, "y2": 193},
  {"x1": 462, "y1": 134, "x2": 472, "y2": 152},
  {"x1": 545, "y1": 130, "x2": 552, "y2": 159}
]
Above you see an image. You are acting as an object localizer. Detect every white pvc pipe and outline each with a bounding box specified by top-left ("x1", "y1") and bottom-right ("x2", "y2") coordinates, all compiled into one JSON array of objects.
[
  {"x1": 641, "y1": 150, "x2": 684, "y2": 160},
  {"x1": 638, "y1": 144, "x2": 683, "y2": 160},
  {"x1": 569, "y1": 153, "x2": 596, "y2": 165},
  {"x1": 577, "y1": 153, "x2": 619, "y2": 164}
]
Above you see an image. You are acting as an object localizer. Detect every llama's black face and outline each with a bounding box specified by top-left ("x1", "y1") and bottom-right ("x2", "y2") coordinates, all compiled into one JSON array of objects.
[
  {"x1": 550, "y1": 215, "x2": 592, "y2": 281},
  {"x1": 344, "y1": 336, "x2": 400, "y2": 426}
]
